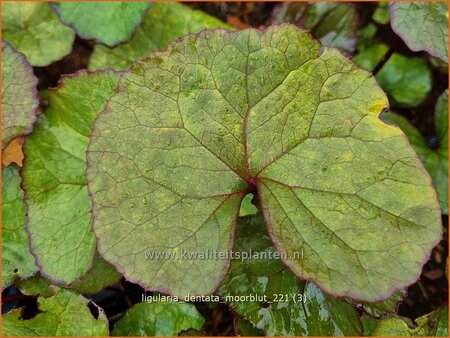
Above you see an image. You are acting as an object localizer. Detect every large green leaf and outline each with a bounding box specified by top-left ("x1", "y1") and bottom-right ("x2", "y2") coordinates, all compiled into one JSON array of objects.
[
  {"x1": 22, "y1": 70, "x2": 120, "y2": 285},
  {"x1": 112, "y1": 301, "x2": 205, "y2": 336},
  {"x1": 370, "y1": 307, "x2": 448, "y2": 336},
  {"x1": 384, "y1": 90, "x2": 448, "y2": 214},
  {"x1": 272, "y1": 2, "x2": 358, "y2": 55},
  {"x1": 1, "y1": 2, "x2": 75, "y2": 66},
  {"x1": 89, "y1": 2, "x2": 230, "y2": 70},
  {"x1": 220, "y1": 214, "x2": 362, "y2": 336},
  {"x1": 391, "y1": 2, "x2": 448, "y2": 62},
  {"x1": 1, "y1": 42, "x2": 38, "y2": 149},
  {"x1": 87, "y1": 25, "x2": 442, "y2": 301},
  {"x1": 2, "y1": 288, "x2": 109, "y2": 336},
  {"x1": 2, "y1": 165, "x2": 37, "y2": 289},
  {"x1": 51, "y1": 2, "x2": 151, "y2": 47}
]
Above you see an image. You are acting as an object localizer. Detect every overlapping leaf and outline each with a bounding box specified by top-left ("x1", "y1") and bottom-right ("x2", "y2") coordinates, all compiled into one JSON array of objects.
[
  {"x1": 89, "y1": 2, "x2": 231, "y2": 70},
  {"x1": 22, "y1": 70, "x2": 120, "y2": 285},
  {"x1": 72, "y1": 254, "x2": 122, "y2": 295},
  {"x1": 375, "y1": 54, "x2": 432, "y2": 108},
  {"x1": 2, "y1": 288, "x2": 109, "y2": 336},
  {"x1": 112, "y1": 301, "x2": 205, "y2": 336},
  {"x1": 87, "y1": 25, "x2": 442, "y2": 301},
  {"x1": 353, "y1": 47, "x2": 432, "y2": 108},
  {"x1": 220, "y1": 215, "x2": 362, "y2": 336},
  {"x1": 2, "y1": 165, "x2": 37, "y2": 289},
  {"x1": 391, "y1": 2, "x2": 448, "y2": 62},
  {"x1": 51, "y1": 2, "x2": 151, "y2": 46},
  {"x1": 384, "y1": 90, "x2": 448, "y2": 214},
  {"x1": 352, "y1": 290, "x2": 407, "y2": 319},
  {"x1": 1, "y1": 42, "x2": 38, "y2": 149},
  {"x1": 1, "y1": 2, "x2": 75, "y2": 66}
]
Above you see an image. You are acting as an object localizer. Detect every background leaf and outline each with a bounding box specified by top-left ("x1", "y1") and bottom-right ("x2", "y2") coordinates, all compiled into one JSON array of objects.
[
  {"x1": 370, "y1": 306, "x2": 448, "y2": 336},
  {"x1": 1, "y1": 2, "x2": 75, "y2": 66},
  {"x1": 2, "y1": 165, "x2": 37, "y2": 289},
  {"x1": 1, "y1": 42, "x2": 38, "y2": 149},
  {"x1": 391, "y1": 2, "x2": 448, "y2": 62},
  {"x1": 352, "y1": 290, "x2": 407, "y2": 318},
  {"x1": 271, "y1": 2, "x2": 358, "y2": 55},
  {"x1": 2, "y1": 288, "x2": 109, "y2": 336},
  {"x1": 220, "y1": 214, "x2": 362, "y2": 336},
  {"x1": 112, "y1": 301, "x2": 205, "y2": 336},
  {"x1": 353, "y1": 48, "x2": 432, "y2": 108},
  {"x1": 375, "y1": 54, "x2": 432, "y2": 108},
  {"x1": 22, "y1": 70, "x2": 120, "y2": 285},
  {"x1": 383, "y1": 90, "x2": 448, "y2": 214},
  {"x1": 89, "y1": 2, "x2": 231, "y2": 70},
  {"x1": 51, "y1": 2, "x2": 151, "y2": 46},
  {"x1": 72, "y1": 253, "x2": 122, "y2": 295}
]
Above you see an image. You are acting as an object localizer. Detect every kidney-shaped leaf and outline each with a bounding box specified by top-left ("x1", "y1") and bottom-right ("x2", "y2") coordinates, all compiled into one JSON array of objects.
[
  {"x1": 1, "y1": 42, "x2": 38, "y2": 149},
  {"x1": 22, "y1": 70, "x2": 120, "y2": 285},
  {"x1": 220, "y1": 214, "x2": 362, "y2": 336},
  {"x1": 391, "y1": 2, "x2": 448, "y2": 62},
  {"x1": 87, "y1": 25, "x2": 442, "y2": 301},
  {"x1": 1, "y1": 2, "x2": 75, "y2": 67},
  {"x1": 2, "y1": 288, "x2": 109, "y2": 336},
  {"x1": 51, "y1": 2, "x2": 151, "y2": 46}
]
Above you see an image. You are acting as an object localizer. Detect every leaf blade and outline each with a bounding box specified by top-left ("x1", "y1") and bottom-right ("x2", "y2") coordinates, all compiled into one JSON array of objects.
[
  {"x1": 52, "y1": 2, "x2": 151, "y2": 46},
  {"x1": 22, "y1": 70, "x2": 120, "y2": 285}
]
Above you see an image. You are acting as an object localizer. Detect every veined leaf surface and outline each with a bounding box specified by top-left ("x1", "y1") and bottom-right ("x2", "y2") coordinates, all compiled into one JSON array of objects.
[
  {"x1": 87, "y1": 25, "x2": 442, "y2": 301},
  {"x1": 89, "y1": 2, "x2": 231, "y2": 70},
  {"x1": 1, "y1": 2, "x2": 75, "y2": 66},
  {"x1": 391, "y1": 2, "x2": 448, "y2": 62},
  {"x1": 22, "y1": 71, "x2": 120, "y2": 284}
]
